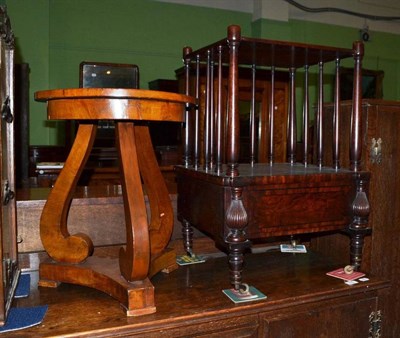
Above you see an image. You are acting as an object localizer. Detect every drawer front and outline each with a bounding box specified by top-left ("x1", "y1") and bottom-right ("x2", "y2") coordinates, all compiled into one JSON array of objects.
[{"x1": 121, "y1": 315, "x2": 259, "y2": 337}]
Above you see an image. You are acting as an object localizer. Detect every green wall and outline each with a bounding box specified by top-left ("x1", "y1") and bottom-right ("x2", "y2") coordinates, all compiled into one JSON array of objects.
[{"x1": 4, "y1": 0, "x2": 400, "y2": 145}]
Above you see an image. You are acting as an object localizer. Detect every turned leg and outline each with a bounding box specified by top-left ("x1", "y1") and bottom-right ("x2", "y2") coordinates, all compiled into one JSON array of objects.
[
  {"x1": 225, "y1": 186, "x2": 250, "y2": 290},
  {"x1": 226, "y1": 235, "x2": 251, "y2": 290},
  {"x1": 349, "y1": 230, "x2": 370, "y2": 270},
  {"x1": 348, "y1": 175, "x2": 371, "y2": 271},
  {"x1": 181, "y1": 218, "x2": 194, "y2": 257}
]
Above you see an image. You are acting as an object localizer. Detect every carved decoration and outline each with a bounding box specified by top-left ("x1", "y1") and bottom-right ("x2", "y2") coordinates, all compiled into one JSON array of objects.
[{"x1": 0, "y1": 6, "x2": 14, "y2": 48}]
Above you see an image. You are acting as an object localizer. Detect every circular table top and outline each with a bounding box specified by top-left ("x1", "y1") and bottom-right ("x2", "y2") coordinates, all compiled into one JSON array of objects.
[{"x1": 35, "y1": 88, "x2": 196, "y2": 122}]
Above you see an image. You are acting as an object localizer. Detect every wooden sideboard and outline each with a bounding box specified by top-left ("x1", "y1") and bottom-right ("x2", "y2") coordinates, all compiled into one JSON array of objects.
[
  {"x1": 312, "y1": 99, "x2": 400, "y2": 338},
  {"x1": 10, "y1": 248, "x2": 389, "y2": 337}
]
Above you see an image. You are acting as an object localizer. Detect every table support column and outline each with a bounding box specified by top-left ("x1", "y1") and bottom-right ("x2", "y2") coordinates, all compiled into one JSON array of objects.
[
  {"x1": 39, "y1": 123, "x2": 97, "y2": 263},
  {"x1": 117, "y1": 122, "x2": 151, "y2": 281}
]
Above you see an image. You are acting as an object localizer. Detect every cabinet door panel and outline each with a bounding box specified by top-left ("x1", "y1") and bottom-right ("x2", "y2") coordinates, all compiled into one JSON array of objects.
[
  {"x1": 262, "y1": 297, "x2": 377, "y2": 338},
  {"x1": 125, "y1": 315, "x2": 259, "y2": 337},
  {"x1": 0, "y1": 6, "x2": 19, "y2": 326}
]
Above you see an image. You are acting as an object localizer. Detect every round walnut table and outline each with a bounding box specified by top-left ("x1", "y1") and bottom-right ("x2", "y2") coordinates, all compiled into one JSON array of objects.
[{"x1": 35, "y1": 88, "x2": 195, "y2": 316}]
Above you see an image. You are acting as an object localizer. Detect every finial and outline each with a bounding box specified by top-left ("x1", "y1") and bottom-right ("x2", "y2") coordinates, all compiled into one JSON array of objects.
[
  {"x1": 353, "y1": 41, "x2": 364, "y2": 58},
  {"x1": 227, "y1": 25, "x2": 241, "y2": 42},
  {"x1": 183, "y1": 46, "x2": 192, "y2": 58}
]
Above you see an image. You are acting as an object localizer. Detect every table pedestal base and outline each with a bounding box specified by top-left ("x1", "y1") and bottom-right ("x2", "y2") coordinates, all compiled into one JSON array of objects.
[{"x1": 38, "y1": 251, "x2": 174, "y2": 316}]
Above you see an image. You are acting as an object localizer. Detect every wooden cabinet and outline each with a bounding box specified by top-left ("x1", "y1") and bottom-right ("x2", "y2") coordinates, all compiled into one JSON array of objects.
[
  {"x1": 11, "y1": 250, "x2": 388, "y2": 337},
  {"x1": 0, "y1": 6, "x2": 20, "y2": 325},
  {"x1": 313, "y1": 99, "x2": 400, "y2": 338},
  {"x1": 261, "y1": 296, "x2": 378, "y2": 337}
]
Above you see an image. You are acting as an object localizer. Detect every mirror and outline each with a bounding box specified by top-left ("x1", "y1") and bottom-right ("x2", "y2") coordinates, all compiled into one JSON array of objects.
[{"x1": 80, "y1": 62, "x2": 139, "y2": 89}]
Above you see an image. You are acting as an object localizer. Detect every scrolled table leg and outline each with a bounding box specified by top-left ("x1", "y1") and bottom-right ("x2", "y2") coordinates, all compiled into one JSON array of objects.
[
  {"x1": 40, "y1": 123, "x2": 96, "y2": 263},
  {"x1": 135, "y1": 125, "x2": 177, "y2": 276},
  {"x1": 116, "y1": 122, "x2": 150, "y2": 281},
  {"x1": 134, "y1": 125, "x2": 174, "y2": 255}
]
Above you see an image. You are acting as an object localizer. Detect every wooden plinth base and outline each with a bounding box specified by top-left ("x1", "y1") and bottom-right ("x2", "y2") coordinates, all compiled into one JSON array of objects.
[
  {"x1": 39, "y1": 254, "x2": 156, "y2": 317},
  {"x1": 149, "y1": 248, "x2": 178, "y2": 277}
]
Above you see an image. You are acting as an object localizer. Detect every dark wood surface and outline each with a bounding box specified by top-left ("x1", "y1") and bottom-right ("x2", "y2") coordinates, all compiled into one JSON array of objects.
[
  {"x1": 189, "y1": 32, "x2": 354, "y2": 68},
  {"x1": 0, "y1": 5, "x2": 20, "y2": 326},
  {"x1": 14, "y1": 63, "x2": 30, "y2": 187},
  {"x1": 312, "y1": 99, "x2": 400, "y2": 338},
  {"x1": 9, "y1": 248, "x2": 389, "y2": 337},
  {"x1": 176, "y1": 164, "x2": 366, "y2": 241}
]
